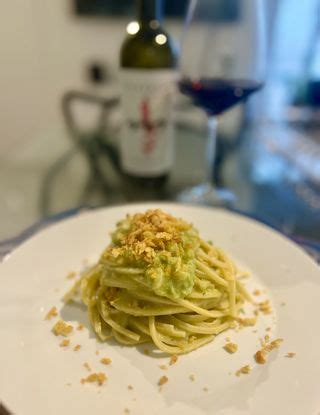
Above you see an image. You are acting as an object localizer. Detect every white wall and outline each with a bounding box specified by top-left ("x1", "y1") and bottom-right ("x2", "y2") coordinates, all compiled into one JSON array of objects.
[{"x1": 0, "y1": 0, "x2": 129, "y2": 153}]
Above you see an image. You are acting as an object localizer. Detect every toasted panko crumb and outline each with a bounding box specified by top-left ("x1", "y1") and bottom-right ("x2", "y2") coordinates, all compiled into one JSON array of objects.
[
  {"x1": 253, "y1": 289, "x2": 261, "y2": 296},
  {"x1": 203, "y1": 387, "x2": 209, "y2": 392},
  {"x1": 59, "y1": 339, "x2": 70, "y2": 348},
  {"x1": 127, "y1": 385, "x2": 133, "y2": 390},
  {"x1": 144, "y1": 349, "x2": 150, "y2": 355},
  {"x1": 123, "y1": 409, "x2": 130, "y2": 415},
  {"x1": 266, "y1": 327, "x2": 271, "y2": 332},
  {"x1": 83, "y1": 362, "x2": 92, "y2": 372},
  {"x1": 52, "y1": 320, "x2": 73, "y2": 336},
  {"x1": 258, "y1": 300, "x2": 272, "y2": 315},
  {"x1": 107, "y1": 210, "x2": 191, "y2": 264},
  {"x1": 77, "y1": 324, "x2": 84, "y2": 331},
  {"x1": 235, "y1": 365, "x2": 251, "y2": 377},
  {"x1": 189, "y1": 374, "x2": 195, "y2": 381},
  {"x1": 95, "y1": 350, "x2": 100, "y2": 355},
  {"x1": 264, "y1": 334, "x2": 270, "y2": 343},
  {"x1": 224, "y1": 342, "x2": 238, "y2": 354},
  {"x1": 159, "y1": 365, "x2": 168, "y2": 370},
  {"x1": 45, "y1": 306, "x2": 58, "y2": 320},
  {"x1": 169, "y1": 355, "x2": 178, "y2": 365},
  {"x1": 81, "y1": 372, "x2": 107, "y2": 386},
  {"x1": 158, "y1": 376, "x2": 168, "y2": 386},
  {"x1": 73, "y1": 344, "x2": 81, "y2": 351},
  {"x1": 100, "y1": 358, "x2": 112, "y2": 365},
  {"x1": 225, "y1": 337, "x2": 231, "y2": 342},
  {"x1": 238, "y1": 317, "x2": 257, "y2": 327},
  {"x1": 255, "y1": 350, "x2": 267, "y2": 364},
  {"x1": 66, "y1": 271, "x2": 77, "y2": 280},
  {"x1": 255, "y1": 338, "x2": 283, "y2": 364},
  {"x1": 285, "y1": 352, "x2": 296, "y2": 358}
]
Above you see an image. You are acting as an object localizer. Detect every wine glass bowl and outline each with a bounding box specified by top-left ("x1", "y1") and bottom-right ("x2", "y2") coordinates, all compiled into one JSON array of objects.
[{"x1": 177, "y1": 0, "x2": 266, "y2": 205}]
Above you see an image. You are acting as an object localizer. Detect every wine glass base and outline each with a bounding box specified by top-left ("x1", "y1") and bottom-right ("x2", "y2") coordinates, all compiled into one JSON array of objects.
[{"x1": 176, "y1": 183, "x2": 236, "y2": 208}]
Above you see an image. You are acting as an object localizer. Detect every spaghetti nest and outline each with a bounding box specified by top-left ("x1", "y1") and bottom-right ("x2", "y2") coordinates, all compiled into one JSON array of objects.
[{"x1": 67, "y1": 209, "x2": 251, "y2": 354}]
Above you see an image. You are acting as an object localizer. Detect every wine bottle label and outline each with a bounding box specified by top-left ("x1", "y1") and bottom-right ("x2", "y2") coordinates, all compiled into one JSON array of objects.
[{"x1": 119, "y1": 69, "x2": 177, "y2": 177}]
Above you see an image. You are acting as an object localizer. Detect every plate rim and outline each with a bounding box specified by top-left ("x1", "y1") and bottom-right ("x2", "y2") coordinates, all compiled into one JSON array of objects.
[{"x1": 1, "y1": 202, "x2": 319, "y2": 271}]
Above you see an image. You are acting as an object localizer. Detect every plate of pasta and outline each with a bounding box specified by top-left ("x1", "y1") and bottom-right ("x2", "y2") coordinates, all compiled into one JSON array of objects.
[{"x1": 0, "y1": 203, "x2": 319, "y2": 415}]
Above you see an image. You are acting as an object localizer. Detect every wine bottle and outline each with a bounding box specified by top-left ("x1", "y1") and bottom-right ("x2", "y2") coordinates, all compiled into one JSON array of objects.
[{"x1": 119, "y1": 0, "x2": 177, "y2": 191}]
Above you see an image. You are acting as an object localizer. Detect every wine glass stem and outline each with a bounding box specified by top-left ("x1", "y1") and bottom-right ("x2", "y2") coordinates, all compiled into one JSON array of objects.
[{"x1": 206, "y1": 116, "x2": 217, "y2": 188}]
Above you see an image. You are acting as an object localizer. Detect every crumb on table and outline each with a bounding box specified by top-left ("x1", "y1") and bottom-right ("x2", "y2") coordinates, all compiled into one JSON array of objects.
[
  {"x1": 169, "y1": 355, "x2": 178, "y2": 365},
  {"x1": 223, "y1": 342, "x2": 238, "y2": 354},
  {"x1": 127, "y1": 385, "x2": 133, "y2": 390},
  {"x1": 255, "y1": 350, "x2": 267, "y2": 364},
  {"x1": 77, "y1": 324, "x2": 84, "y2": 331},
  {"x1": 100, "y1": 358, "x2": 112, "y2": 365},
  {"x1": 235, "y1": 365, "x2": 251, "y2": 377},
  {"x1": 238, "y1": 317, "x2": 257, "y2": 327},
  {"x1": 258, "y1": 300, "x2": 272, "y2": 315},
  {"x1": 253, "y1": 289, "x2": 261, "y2": 296},
  {"x1": 45, "y1": 306, "x2": 58, "y2": 320},
  {"x1": 285, "y1": 352, "x2": 296, "y2": 358},
  {"x1": 80, "y1": 372, "x2": 107, "y2": 386},
  {"x1": 66, "y1": 271, "x2": 77, "y2": 280},
  {"x1": 59, "y1": 339, "x2": 70, "y2": 348},
  {"x1": 189, "y1": 374, "x2": 196, "y2": 381},
  {"x1": 255, "y1": 338, "x2": 283, "y2": 364},
  {"x1": 52, "y1": 320, "x2": 73, "y2": 336},
  {"x1": 158, "y1": 375, "x2": 168, "y2": 386},
  {"x1": 159, "y1": 365, "x2": 168, "y2": 370},
  {"x1": 123, "y1": 409, "x2": 130, "y2": 415},
  {"x1": 73, "y1": 344, "x2": 81, "y2": 351},
  {"x1": 83, "y1": 362, "x2": 92, "y2": 372}
]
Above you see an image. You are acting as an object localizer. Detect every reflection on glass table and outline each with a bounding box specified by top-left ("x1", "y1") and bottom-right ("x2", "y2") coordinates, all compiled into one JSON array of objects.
[{"x1": 0, "y1": 116, "x2": 319, "y2": 246}]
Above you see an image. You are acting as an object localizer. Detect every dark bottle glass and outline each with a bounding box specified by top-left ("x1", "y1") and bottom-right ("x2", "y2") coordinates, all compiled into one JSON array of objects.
[{"x1": 119, "y1": 0, "x2": 177, "y2": 195}]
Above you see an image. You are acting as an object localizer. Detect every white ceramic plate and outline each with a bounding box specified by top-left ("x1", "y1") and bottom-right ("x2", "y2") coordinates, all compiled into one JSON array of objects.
[{"x1": 0, "y1": 203, "x2": 319, "y2": 415}]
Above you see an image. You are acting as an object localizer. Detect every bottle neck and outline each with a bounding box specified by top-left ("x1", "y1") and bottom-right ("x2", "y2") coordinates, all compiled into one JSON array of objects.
[{"x1": 137, "y1": 0, "x2": 162, "y2": 24}]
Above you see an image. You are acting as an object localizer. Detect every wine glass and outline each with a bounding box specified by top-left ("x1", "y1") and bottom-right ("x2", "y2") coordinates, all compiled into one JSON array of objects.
[{"x1": 178, "y1": 0, "x2": 266, "y2": 206}]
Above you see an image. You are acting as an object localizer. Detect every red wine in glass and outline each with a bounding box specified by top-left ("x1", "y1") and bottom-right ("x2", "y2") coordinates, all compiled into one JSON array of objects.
[{"x1": 179, "y1": 77, "x2": 263, "y2": 115}]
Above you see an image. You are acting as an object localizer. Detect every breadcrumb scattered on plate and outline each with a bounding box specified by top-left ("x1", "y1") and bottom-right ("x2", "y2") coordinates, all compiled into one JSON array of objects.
[
  {"x1": 158, "y1": 376, "x2": 168, "y2": 386},
  {"x1": 123, "y1": 409, "x2": 130, "y2": 415},
  {"x1": 77, "y1": 324, "x2": 84, "y2": 331},
  {"x1": 144, "y1": 349, "x2": 150, "y2": 355},
  {"x1": 52, "y1": 320, "x2": 73, "y2": 336},
  {"x1": 83, "y1": 362, "x2": 92, "y2": 372},
  {"x1": 253, "y1": 289, "x2": 261, "y2": 296},
  {"x1": 59, "y1": 339, "x2": 70, "y2": 348},
  {"x1": 255, "y1": 338, "x2": 283, "y2": 364},
  {"x1": 66, "y1": 272, "x2": 77, "y2": 280},
  {"x1": 45, "y1": 307, "x2": 58, "y2": 320},
  {"x1": 285, "y1": 352, "x2": 296, "y2": 358},
  {"x1": 159, "y1": 365, "x2": 168, "y2": 370},
  {"x1": 169, "y1": 355, "x2": 178, "y2": 365},
  {"x1": 258, "y1": 300, "x2": 272, "y2": 315},
  {"x1": 189, "y1": 374, "x2": 195, "y2": 381},
  {"x1": 100, "y1": 358, "x2": 112, "y2": 365},
  {"x1": 255, "y1": 350, "x2": 267, "y2": 364},
  {"x1": 127, "y1": 385, "x2": 133, "y2": 390},
  {"x1": 238, "y1": 317, "x2": 257, "y2": 327},
  {"x1": 73, "y1": 344, "x2": 81, "y2": 351},
  {"x1": 80, "y1": 373, "x2": 107, "y2": 386},
  {"x1": 224, "y1": 342, "x2": 238, "y2": 354},
  {"x1": 235, "y1": 365, "x2": 251, "y2": 376}
]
